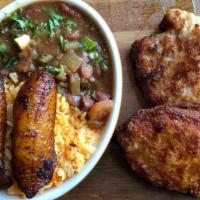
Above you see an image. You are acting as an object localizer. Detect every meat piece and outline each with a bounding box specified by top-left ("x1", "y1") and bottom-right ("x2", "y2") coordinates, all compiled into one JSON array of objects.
[
  {"x1": 0, "y1": 78, "x2": 11, "y2": 187},
  {"x1": 0, "y1": 68, "x2": 9, "y2": 77},
  {"x1": 80, "y1": 63, "x2": 93, "y2": 79},
  {"x1": 82, "y1": 96, "x2": 94, "y2": 111},
  {"x1": 67, "y1": 30, "x2": 80, "y2": 40},
  {"x1": 12, "y1": 71, "x2": 57, "y2": 198},
  {"x1": 96, "y1": 91, "x2": 110, "y2": 101},
  {"x1": 88, "y1": 100, "x2": 113, "y2": 128},
  {"x1": 130, "y1": 9, "x2": 200, "y2": 106},
  {"x1": 117, "y1": 103, "x2": 200, "y2": 197},
  {"x1": 57, "y1": 3, "x2": 80, "y2": 18},
  {"x1": 67, "y1": 95, "x2": 81, "y2": 107},
  {"x1": 16, "y1": 46, "x2": 34, "y2": 73}
]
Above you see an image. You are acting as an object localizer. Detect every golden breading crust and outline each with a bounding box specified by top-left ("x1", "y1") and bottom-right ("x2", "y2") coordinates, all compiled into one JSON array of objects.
[
  {"x1": 131, "y1": 9, "x2": 200, "y2": 106},
  {"x1": 116, "y1": 103, "x2": 200, "y2": 197}
]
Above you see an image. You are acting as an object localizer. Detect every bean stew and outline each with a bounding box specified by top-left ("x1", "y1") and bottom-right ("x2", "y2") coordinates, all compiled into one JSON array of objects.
[{"x1": 0, "y1": 2, "x2": 113, "y2": 127}]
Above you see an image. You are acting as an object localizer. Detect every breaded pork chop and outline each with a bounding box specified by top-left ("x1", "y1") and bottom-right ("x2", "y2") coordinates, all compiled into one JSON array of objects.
[
  {"x1": 117, "y1": 103, "x2": 200, "y2": 197},
  {"x1": 131, "y1": 9, "x2": 200, "y2": 106}
]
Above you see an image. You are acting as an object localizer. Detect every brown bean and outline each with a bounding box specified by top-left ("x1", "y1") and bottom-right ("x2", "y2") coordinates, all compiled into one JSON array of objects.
[
  {"x1": 67, "y1": 95, "x2": 81, "y2": 107},
  {"x1": 82, "y1": 96, "x2": 94, "y2": 111},
  {"x1": 81, "y1": 52, "x2": 89, "y2": 63},
  {"x1": 96, "y1": 91, "x2": 111, "y2": 102},
  {"x1": 57, "y1": 3, "x2": 81, "y2": 18},
  {"x1": 80, "y1": 63, "x2": 93, "y2": 79},
  {"x1": 67, "y1": 30, "x2": 80, "y2": 40}
]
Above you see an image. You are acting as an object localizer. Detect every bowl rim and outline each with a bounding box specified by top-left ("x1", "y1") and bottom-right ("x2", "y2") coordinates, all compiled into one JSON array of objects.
[{"x1": 0, "y1": 0, "x2": 122, "y2": 199}]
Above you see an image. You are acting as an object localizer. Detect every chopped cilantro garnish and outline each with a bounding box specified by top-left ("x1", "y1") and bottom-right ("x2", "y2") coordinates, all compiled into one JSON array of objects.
[
  {"x1": 2, "y1": 55, "x2": 19, "y2": 70},
  {"x1": 82, "y1": 36, "x2": 97, "y2": 51},
  {"x1": 10, "y1": 11, "x2": 29, "y2": 30},
  {"x1": 49, "y1": 19, "x2": 56, "y2": 36},
  {"x1": 88, "y1": 51, "x2": 99, "y2": 60},
  {"x1": 100, "y1": 61, "x2": 108, "y2": 71},
  {"x1": 10, "y1": 8, "x2": 64, "y2": 37},
  {"x1": 48, "y1": 9, "x2": 64, "y2": 21},
  {"x1": 1, "y1": 27, "x2": 9, "y2": 34},
  {"x1": 10, "y1": 10, "x2": 41, "y2": 35},
  {"x1": 66, "y1": 19, "x2": 76, "y2": 30},
  {"x1": 44, "y1": 65, "x2": 65, "y2": 77},
  {"x1": 44, "y1": 9, "x2": 64, "y2": 37},
  {"x1": 81, "y1": 37, "x2": 109, "y2": 71},
  {"x1": 34, "y1": 24, "x2": 44, "y2": 34},
  {"x1": 59, "y1": 35, "x2": 67, "y2": 50},
  {"x1": 10, "y1": 28, "x2": 21, "y2": 39},
  {"x1": 28, "y1": 19, "x2": 40, "y2": 32},
  {"x1": 0, "y1": 43, "x2": 8, "y2": 54}
]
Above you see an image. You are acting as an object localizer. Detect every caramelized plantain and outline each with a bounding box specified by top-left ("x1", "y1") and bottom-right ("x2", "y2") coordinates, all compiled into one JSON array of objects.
[
  {"x1": 0, "y1": 78, "x2": 11, "y2": 187},
  {"x1": 12, "y1": 71, "x2": 57, "y2": 198}
]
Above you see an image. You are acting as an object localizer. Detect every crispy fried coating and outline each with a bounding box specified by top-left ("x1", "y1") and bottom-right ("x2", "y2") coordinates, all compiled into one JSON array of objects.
[
  {"x1": 12, "y1": 71, "x2": 57, "y2": 198},
  {"x1": 0, "y1": 78, "x2": 11, "y2": 187},
  {"x1": 131, "y1": 9, "x2": 200, "y2": 106},
  {"x1": 117, "y1": 103, "x2": 200, "y2": 197}
]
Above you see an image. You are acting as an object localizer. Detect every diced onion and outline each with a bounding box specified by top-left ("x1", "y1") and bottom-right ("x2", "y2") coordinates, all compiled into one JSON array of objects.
[
  {"x1": 70, "y1": 74, "x2": 80, "y2": 95},
  {"x1": 64, "y1": 41, "x2": 80, "y2": 51},
  {"x1": 62, "y1": 50, "x2": 83, "y2": 73}
]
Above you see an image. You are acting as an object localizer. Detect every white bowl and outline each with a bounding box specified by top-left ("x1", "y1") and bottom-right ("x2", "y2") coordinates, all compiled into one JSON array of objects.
[{"x1": 0, "y1": 0, "x2": 122, "y2": 199}]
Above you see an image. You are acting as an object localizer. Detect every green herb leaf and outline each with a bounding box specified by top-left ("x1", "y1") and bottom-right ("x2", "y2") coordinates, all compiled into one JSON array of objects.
[
  {"x1": 44, "y1": 9, "x2": 64, "y2": 37},
  {"x1": 2, "y1": 55, "x2": 19, "y2": 70},
  {"x1": 88, "y1": 51, "x2": 99, "y2": 60},
  {"x1": 34, "y1": 24, "x2": 44, "y2": 34},
  {"x1": 10, "y1": 11, "x2": 28, "y2": 29},
  {"x1": 28, "y1": 19, "x2": 40, "y2": 32},
  {"x1": 66, "y1": 19, "x2": 76, "y2": 30},
  {"x1": 10, "y1": 28, "x2": 21, "y2": 39},
  {"x1": 60, "y1": 35, "x2": 65, "y2": 50},
  {"x1": 59, "y1": 35, "x2": 67, "y2": 50},
  {"x1": 100, "y1": 60, "x2": 108, "y2": 71},
  {"x1": 0, "y1": 43, "x2": 8, "y2": 54},
  {"x1": 49, "y1": 19, "x2": 55, "y2": 36},
  {"x1": 82, "y1": 36, "x2": 97, "y2": 51},
  {"x1": 44, "y1": 65, "x2": 65, "y2": 77},
  {"x1": 48, "y1": 9, "x2": 64, "y2": 21}
]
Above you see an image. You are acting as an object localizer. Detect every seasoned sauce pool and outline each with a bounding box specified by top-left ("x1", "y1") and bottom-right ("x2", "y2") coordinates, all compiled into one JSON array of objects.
[{"x1": 0, "y1": 2, "x2": 113, "y2": 127}]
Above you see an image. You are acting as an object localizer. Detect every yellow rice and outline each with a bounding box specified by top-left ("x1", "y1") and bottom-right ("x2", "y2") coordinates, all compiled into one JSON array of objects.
[{"x1": 3, "y1": 78, "x2": 100, "y2": 197}]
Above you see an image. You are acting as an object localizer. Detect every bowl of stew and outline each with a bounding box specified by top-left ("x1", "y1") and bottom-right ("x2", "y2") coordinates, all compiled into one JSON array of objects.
[{"x1": 0, "y1": 0, "x2": 122, "y2": 199}]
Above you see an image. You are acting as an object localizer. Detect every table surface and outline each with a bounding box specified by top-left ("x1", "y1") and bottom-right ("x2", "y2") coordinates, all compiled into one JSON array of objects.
[{"x1": 0, "y1": 0, "x2": 196, "y2": 200}]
